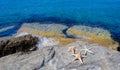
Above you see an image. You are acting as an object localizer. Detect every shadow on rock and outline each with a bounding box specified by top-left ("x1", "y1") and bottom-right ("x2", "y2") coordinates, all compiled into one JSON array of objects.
[{"x1": 0, "y1": 34, "x2": 38, "y2": 57}]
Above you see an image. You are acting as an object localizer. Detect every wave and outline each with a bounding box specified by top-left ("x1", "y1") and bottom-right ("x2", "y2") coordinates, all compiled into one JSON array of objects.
[
  {"x1": 15, "y1": 32, "x2": 59, "y2": 50},
  {"x1": 0, "y1": 26, "x2": 15, "y2": 33},
  {"x1": 36, "y1": 37, "x2": 59, "y2": 49}
]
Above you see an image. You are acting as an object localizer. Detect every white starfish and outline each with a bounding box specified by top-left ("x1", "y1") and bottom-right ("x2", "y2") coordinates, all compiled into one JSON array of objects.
[{"x1": 80, "y1": 45, "x2": 94, "y2": 55}]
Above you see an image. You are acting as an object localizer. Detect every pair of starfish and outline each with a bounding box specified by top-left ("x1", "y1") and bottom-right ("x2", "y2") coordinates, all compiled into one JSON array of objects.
[{"x1": 67, "y1": 46, "x2": 93, "y2": 64}]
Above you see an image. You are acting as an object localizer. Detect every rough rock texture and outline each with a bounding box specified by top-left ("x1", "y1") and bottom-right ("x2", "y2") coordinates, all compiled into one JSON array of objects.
[
  {"x1": 0, "y1": 46, "x2": 55, "y2": 70},
  {"x1": 67, "y1": 25, "x2": 111, "y2": 37},
  {"x1": 17, "y1": 23, "x2": 68, "y2": 37},
  {"x1": 67, "y1": 25, "x2": 119, "y2": 50},
  {"x1": 0, "y1": 41, "x2": 120, "y2": 70},
  {"x1": 0, "y1": 34, "x2": 38, "y2": 57}
]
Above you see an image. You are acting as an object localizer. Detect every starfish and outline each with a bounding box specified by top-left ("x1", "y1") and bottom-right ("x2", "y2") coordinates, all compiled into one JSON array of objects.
[
  {"x1": 67, "y1": 46, "x2": 76, "y2": 54},
  {"x1": 72, "y1": 53, "x2": 85, "y2": 64},
  {"x1": 80, "y1": 45, "x2": 93, "y2": 55}
]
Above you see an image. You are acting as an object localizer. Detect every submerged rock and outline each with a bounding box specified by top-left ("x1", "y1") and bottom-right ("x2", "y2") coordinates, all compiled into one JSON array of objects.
[
  {"x1": 0, "y1": 41, "x2": 120, "y2": 70},
  {"x1": 0, "y1": 34, "x2": 38, "y2": 57}
]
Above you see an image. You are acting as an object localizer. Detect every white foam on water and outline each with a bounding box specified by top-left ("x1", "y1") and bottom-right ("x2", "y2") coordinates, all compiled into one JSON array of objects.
[
  {"x1": 0, "y1": 26, "x2": 15, "y2": 33},
  {"x1": 36, "y1": 37, "x2": 59, "y2": 49},
  {"x1": 15, "y1": 32, "x2": 29, "y2": 37},
  {"x1": 41, "y1": 37, "x2": 59, "y2": 47},
  {"x1": 15, "y1": 32, "x2": 59, "y2": 50}
]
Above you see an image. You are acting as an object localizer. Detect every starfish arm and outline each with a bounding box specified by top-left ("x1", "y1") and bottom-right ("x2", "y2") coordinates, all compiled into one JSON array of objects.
[
  {"x1": 84, "y1": 46, "x2": 87, "y2": 49},
  {"x1": 80, "y1": 49, "x2": 85, "y2": 50},
  {"x1": 79, "y1": 58, "x2": 83, "y2": 64},
  {"x1": 72, "y1": 54, "x2": 75, "y2": 56},
  {"x1": 76, "y1": 49, "x2": 79, "y2": 50},
  {"x1": 72, "y1": 50, "x2": 75, "y2": 54},
  {"x1": 67, "y1": 48, "x2": 70, "y2": 52},
  {"x1": 88, "y1": 47, "x2": 93, "y2": 50},
  {"x1": 67, "y1": 47, "x2": 76, "y2": 53},
  {"x1": 87, "y1": 50, "x2": 93, "y2": 53},
  {"x1": 80, "y1": 49, "x2": 86, "y2": 52}
]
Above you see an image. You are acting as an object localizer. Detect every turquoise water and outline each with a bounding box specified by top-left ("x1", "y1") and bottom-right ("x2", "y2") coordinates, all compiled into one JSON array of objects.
[{"x1": 0, "y1": 0, "x2": 120, "y2": 42}]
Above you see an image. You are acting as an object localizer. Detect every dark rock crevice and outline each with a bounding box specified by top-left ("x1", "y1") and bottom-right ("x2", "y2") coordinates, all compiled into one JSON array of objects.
[
  {"x1": 62, "y1": 27, "x2": 73, "y2": 38},
  {"x1": 0, "y1": 34, "x2": 38, "y2": 57},
  {"x1": 36, "y1": 47, "x2": 56, "y2": 70},
  {"x1": 62, "y1": 27, "x2": 77, "y2": 39}
]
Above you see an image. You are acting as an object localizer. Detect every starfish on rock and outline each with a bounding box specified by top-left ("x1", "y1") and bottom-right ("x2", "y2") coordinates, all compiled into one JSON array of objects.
[
  {"x1": 67, "y1": 46, "x2": 76, "y2": 54},
  {"x1": 81, "y1": 45, "x2": 94, "y2": 55},
  {"x1": 72, "y1": 52, "x2": 85, "y2": 64}
]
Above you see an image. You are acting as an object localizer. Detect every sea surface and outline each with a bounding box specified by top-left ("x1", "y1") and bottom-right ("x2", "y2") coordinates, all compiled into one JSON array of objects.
[{"x1": 0, "y1": 0, "x2": 120, "y2": 42}]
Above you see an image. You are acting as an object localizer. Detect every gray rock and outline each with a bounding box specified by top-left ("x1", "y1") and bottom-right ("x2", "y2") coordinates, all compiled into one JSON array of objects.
[
  {"x1": 66, "y1": 25, "x2": 119, "y2": 50},
  {"x1": 23, "y1": 23, "x2": 68, "y2": 32},
  {"x1": 0, "y1": 41, "x2": 120, "y2": 70},
  {"x1": 0, "y1": 46, "x2": 55, "y2": 70}
]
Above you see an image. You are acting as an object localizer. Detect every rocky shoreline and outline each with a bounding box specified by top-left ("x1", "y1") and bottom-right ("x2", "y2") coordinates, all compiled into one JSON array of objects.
[
  {"x1": 0, "y1": 23, "x2": 120, "y2": 70},
  {"x1": 17, "y1": 23, "x2": 119, "y2": 50}
]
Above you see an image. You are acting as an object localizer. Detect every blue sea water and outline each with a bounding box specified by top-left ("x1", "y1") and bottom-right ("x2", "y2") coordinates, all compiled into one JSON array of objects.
[{"x1": 0, "y1": 0, "x2": 120, "y2": 42}]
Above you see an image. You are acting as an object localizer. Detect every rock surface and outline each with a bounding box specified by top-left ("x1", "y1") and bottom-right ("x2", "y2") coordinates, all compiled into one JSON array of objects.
[
  {"x1": 0, "y1": 41, "x2": 120, "y2": 70},
  {"x1": 0, "y1": 34, "x2": 38, "y2": 57},
  {"x1": 17, "y1": 23, "x2": 68, "y2": 37},
  {"x1": 67, "y1": 25, "x2": 119, "y2": 50},
  {"x1": 67, "y1": 25, "x2": 111, "y2": 37},
  {"x1": 16, "y1": 23, "x2": 82, "y2": 45},
  {"x1": 16, "y1": 23, "x2": 119, "y2": 49}
]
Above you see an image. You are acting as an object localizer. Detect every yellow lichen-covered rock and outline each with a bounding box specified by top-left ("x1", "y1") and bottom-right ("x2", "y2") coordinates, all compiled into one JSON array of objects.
[
  {"x1": 67, "y1": 25, "x2": 119, "y2": 50},
  {"x1": 17, "y1": 23, "x2": 82, "y2": 45},
  {"x1": 54, "y1": 37, "x2": 77, "y2": 45},
  {"x1": 17, "y1": 23, "x2": 67, "y2": 37}
]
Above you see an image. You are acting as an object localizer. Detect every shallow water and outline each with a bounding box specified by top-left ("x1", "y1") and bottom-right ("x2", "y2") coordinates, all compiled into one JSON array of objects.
[{"x1": 0, "y1": 0, "x2": 120, "y2": 42}]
